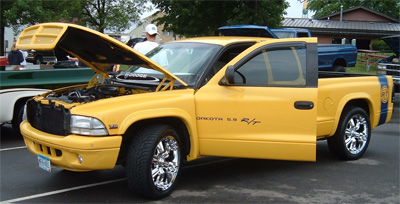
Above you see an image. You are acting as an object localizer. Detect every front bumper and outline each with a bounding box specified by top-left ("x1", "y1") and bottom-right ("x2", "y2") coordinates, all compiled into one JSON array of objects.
[{"x1": 21, "y1": 121, "x2": 122, "y2": 171}]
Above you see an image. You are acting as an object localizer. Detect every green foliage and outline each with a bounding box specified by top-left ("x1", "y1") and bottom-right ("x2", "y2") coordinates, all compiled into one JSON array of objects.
[
  {"x1": 371, "y1": 40, "x2": 391, "y2": 53},
  {"x1": 81, "y1": 0, "x2": 149, "y2": 33},
  {"x1": 3, "y1": 0, "x2": 83, "y2": 35},
  {"x1": 151, "y1": 0, "x2": 289, "y2": 37},
  {"x1": 307, "y1": 0, "x2": 400, "y2": 19},
  {"x1": 2, "y1": 0, "x2": 148, "y2": 34}
]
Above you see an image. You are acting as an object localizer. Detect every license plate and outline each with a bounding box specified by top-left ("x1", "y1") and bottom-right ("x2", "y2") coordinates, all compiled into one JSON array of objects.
[{"x1": 37, "y1": 154, "x2": 51, "y2": 172}]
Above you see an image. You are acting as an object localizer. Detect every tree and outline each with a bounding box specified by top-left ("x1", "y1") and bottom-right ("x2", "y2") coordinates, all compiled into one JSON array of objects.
[
  {"x1": 1, "y1": 0, "x2": 149, "y2": 56},
  {"x1": 151, "y1": 0, "x2": 289, "y2": 37},
  {"x1": 307, "y1": 0, "x2": 400, "y2": 19},
  {"x1": 80, "y1": 0, "x2": 149, "y2": 33},
  {"x1": 0, "y1": 0, "x2": 14, "y2": 56},
  {"x1": 1, "y1": 0, "x2": 82, "y2": 56}
]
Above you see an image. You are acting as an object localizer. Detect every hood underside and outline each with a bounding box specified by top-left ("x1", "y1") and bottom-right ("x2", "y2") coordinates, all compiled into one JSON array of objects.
[
  {"x1": 16, "y1": 23, "x2": 187, "y2": 86},
  {"x1": 382, "y1": 35, "x2": 400, "y2": 56}
]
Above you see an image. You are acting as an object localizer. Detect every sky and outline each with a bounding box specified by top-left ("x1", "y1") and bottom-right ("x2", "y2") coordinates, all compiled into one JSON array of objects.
[{"x1": 285, "y1": 0, "x2": 315, "y2": 18}]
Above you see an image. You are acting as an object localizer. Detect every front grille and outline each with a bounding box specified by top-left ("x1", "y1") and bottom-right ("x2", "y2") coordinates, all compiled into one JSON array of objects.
[
  {"x1": 386, "y1": 65, "x2": 400, "y2": 76},
  {"x1": 27, "y1": 100, "x2": 71, "y2": 136}
]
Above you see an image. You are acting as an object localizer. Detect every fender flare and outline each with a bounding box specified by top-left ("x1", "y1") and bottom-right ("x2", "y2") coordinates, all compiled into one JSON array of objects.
[
  {"x1": 329, "y1": 93, "x2": 375, "y2": 136},
  {"x1": 119, "y1": 108, "x2": 200, "y2": 161}
]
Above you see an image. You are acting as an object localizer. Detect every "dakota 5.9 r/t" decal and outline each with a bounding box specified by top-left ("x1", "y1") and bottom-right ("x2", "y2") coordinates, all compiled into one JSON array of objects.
[{"x1": 197, "y1": 117, "x2": 261, "y2": 125}]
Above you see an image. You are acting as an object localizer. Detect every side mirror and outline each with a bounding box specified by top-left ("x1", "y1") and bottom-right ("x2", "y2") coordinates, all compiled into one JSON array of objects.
[{"x1": 224, "y1": 65, "x2": 235, "y2": 85}]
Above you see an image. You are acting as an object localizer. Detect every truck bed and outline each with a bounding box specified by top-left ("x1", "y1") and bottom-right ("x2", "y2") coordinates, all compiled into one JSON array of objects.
[{"x1": 316, "y1": 72, "x2": 393, "y2": 138}]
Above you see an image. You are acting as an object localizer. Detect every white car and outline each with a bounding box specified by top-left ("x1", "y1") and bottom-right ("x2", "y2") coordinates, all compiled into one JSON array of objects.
[{"x1": 0, "y1": 88, "x2": 49, "y2": 135}]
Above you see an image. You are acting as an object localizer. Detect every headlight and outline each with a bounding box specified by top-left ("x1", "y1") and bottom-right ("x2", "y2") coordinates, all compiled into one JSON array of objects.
[
  {"x1": 376, "y1": 64, "x2": 387, "y2": 75},
  {"x1": 377, "y1": 64, "x2": 386, "y2": 69},
  {"x1": 70, "y1": 115, "x2": 108, "y2": 136}
]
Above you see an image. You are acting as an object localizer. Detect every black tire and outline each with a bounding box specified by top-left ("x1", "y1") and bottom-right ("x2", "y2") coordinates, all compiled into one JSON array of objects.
[
  {"x1": 332, "y1": 65, "x2": 345, "y2": 72},
  {"x1": 327, "y1": 106, "x2": 371, "y2": 160},
  {"x1": 35, "y1": 57, "x2": 42, "y2": 65},
  {"x1": 126, "y1": 124, "x2": 182, "y2": 199},
  {"x1": 11, "y1": 101, "x2": 25, "y2": 137}
]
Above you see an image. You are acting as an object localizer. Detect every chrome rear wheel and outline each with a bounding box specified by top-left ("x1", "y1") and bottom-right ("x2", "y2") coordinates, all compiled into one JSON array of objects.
[
  {"x1": 328, "y1": 106, "x2": 371, "y2": 160},
  {"x1": 344, "y1": 114, "x2": 368, "y2": 155}
]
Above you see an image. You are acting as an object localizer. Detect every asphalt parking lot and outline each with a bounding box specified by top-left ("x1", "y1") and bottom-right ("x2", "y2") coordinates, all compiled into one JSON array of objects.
[{"x1": 1, "y1": 96, "x2": 399, "y2": 203}]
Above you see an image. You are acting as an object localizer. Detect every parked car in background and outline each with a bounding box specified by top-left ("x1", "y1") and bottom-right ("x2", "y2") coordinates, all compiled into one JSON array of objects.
[
  {"x1": 26, "y1": 49, "x2": 57, "y2": 64},
  {"x1": 1, "y1": 45, "x2": 94, "y2": 136},
  {"x1": 271, "y1": 28, "x2": 312, "y2": 38},
  {"x1": 126, "y1": 37, "x2": 146, "y2": 48},
  {"x1": 376, "y1": 35, "x2": 400, "y2": 92},
  {"x1": 0, "y1": 56, "x2": 9, "y2": 66}
]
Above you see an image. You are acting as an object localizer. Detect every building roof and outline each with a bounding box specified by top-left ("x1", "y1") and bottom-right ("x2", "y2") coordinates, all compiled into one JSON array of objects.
[
  {"x1": 318, "y1": 6, "x2": 399, "y2": 23},
  {"x1": 281, "y1": 18, "x2": 400, "y2": 37}
]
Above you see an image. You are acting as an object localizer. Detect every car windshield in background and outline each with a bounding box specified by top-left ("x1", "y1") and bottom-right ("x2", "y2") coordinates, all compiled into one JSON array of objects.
[
  {"x1": 127, "y1": 42, "x2": 221, "y2": 85},
  {"x1": 273, "y1": 31, "x2": 295, "y2": 38}
]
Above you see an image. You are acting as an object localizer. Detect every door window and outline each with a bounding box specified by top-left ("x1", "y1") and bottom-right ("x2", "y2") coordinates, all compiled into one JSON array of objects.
[{"x1": 234, "y1": 46, "x2": 306, "y2": 87}]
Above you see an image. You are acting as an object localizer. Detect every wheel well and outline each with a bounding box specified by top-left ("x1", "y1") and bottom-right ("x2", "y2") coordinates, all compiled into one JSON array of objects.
[
  {"x1": 13, "y1": 97, "x2": 30, "y2": 119},
  {"x1": 333, "y1": 58, "x2": 347, "y2": 67},
  {"x1": 342, "y1": 99, "x2": 370, "y2": 117},
  {"x1": 117, "y1": 117, "x2": 191, "y2": 165}
]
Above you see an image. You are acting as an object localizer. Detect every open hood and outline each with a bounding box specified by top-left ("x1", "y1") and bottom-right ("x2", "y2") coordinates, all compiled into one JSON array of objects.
[
  {"x1": 381, "y1": 35, "x2": 400, "y2": 56},
  {"x1": 218, "y1": 25, "x2": 278, "y2": 39},
  {"x1": 16, "y1": 23, "x2": 187, "y2": 86}
]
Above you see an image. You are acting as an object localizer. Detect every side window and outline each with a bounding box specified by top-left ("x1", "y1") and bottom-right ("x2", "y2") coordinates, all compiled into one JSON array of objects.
[
  {"x1": 234, "y1": 46, "x2": 306, "y2": 87},
  {"x1": 202, "y1": 44, "x2": 254, "y2": 85}
]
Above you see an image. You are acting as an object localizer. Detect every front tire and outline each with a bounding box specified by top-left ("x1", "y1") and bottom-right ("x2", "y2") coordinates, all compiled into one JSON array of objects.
[
  {"x1": 328, "y1": 107, "x2": 371, "y2": 160},
  {"x1": 11, "y1": 100, "x2": 26, "y2": 137},
  {"x1": 126, "y1": 124, "x2": 182, "y2": 199}
]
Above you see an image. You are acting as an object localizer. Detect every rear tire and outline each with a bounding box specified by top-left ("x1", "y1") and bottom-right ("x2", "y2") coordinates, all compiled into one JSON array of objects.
[
  {"x1": 35, "y1": 57, "x2": 42, "y2": 65},
  {"x1": 126, "y1": 124, "x2": 182, "y2": 199},
  {"x1": 333, "y1": 65, "x2": 345, "y2": 72},
  {"x1": 327, "y1": 106, "x2": 371, "y2": 160}
]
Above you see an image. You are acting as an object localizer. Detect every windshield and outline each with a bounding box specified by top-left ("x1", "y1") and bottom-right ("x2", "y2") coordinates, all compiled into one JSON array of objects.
[
  {"x1": 273, "y1": 31, "x2": 295, "y2": 38},
  {"x1": 126, "y1": 42, "x2": 221, "y2": 85}
]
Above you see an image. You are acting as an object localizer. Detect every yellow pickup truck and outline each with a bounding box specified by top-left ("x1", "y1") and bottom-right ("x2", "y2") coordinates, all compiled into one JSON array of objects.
[{"x1": 19, "y1": 23, "x2": 394, "y2": 199}]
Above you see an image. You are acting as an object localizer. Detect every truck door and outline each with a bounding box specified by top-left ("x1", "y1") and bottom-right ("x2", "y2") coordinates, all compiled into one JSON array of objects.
[{"x1": 194, "y1": 39, "x2": 318, "y2": 161}]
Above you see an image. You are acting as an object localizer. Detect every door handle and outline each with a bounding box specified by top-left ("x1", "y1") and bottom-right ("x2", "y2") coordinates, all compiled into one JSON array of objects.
[{"x1": 294, "y1": 101, "x2": 314, "y2": 110}]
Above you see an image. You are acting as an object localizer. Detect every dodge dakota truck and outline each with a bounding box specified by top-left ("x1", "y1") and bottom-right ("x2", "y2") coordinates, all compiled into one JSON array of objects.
[{"x1": 18, "y1": 23, "x2": 394, "y2": 199}]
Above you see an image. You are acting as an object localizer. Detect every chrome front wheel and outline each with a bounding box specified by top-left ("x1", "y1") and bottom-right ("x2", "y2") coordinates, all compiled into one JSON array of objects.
[
  {"x1": 152, "y1": 136, "x2": 180, "y2": 191},
  {"x1": 126, "y1": 125, "x2": 182, "y2": 199}
]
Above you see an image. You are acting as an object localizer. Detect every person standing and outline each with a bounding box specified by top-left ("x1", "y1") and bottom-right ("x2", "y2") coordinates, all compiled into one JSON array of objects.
[
  {"x1": 7, "y1": 42, "x2": 24, "y2": 70},
  {"x1": 133, "y1": 24, "x2": 159, "y2": 55}
]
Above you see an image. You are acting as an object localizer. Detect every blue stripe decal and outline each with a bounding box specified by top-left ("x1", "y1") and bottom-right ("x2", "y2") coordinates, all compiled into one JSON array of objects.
[{"x1": 378, "y1": 75, "x2": 388, "y2": 125}]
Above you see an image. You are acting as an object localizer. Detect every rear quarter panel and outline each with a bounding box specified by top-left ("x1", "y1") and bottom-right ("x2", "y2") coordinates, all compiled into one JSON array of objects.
[{"x1": 317, "y1": 75, "x2": 393, "y2": 138}]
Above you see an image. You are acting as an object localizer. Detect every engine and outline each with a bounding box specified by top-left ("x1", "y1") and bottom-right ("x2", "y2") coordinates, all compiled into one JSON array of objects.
[{"x1": 45, "y1": 84, "x2": 140, "y2": 103}]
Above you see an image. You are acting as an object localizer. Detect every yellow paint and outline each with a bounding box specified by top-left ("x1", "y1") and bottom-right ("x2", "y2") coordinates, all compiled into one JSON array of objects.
[{"x1": 18, "y1": 23, "x2": 394, "y2": 172}]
